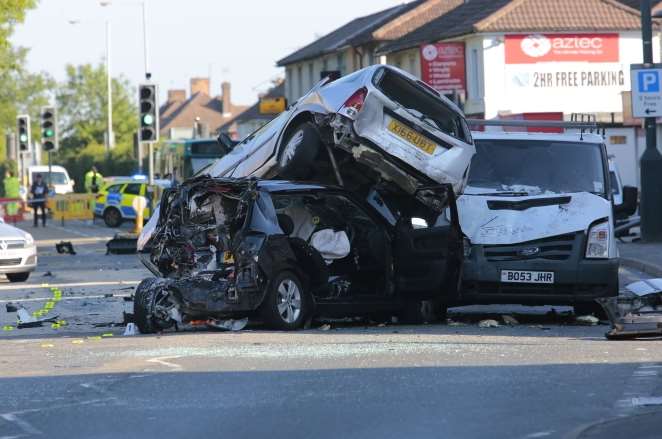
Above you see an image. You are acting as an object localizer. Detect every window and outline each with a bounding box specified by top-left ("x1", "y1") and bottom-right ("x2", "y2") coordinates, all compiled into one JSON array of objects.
[
  {"x1": 336, "y1": 52, "x2": 345, "y2": 74},
  {"x1": 408, "y1": 54, "x2": 416, "y2": 75},
  {"x1": 468, "y1": 48, "x2": 482, "y2": 100},
  {"x1": 123, "y1": 183, "x2": 142, "y2": 196},
  {"x1": 308, "y1": 63, "x2": 314, "y2": 89},
  {"x1": 106, "y1": 184, "x2": 122, "y2": 194}
]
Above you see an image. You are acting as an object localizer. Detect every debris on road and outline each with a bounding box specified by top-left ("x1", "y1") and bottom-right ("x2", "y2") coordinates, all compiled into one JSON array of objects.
[
  {"x1": 447, "y1": 319, "x2": 466, "y2": 327},
  {"x1": 6, "y1": 303, "x2": 17, "y2": 312},
  {"x1": 206, "y1": 317, "x2": 248, "y2": 331},
  {"x1": 575, "y1": 315, "x2": 600, "y2": 326},
  {"x1": 318, "y1": 324, "x2": 332, "y2": 331},
  {"x1": 55, "y1": 241, "x2": 76, "y2": 255},
  {"x1": 43, "y1": 271, "x2": 54, "y2": 277},
  {"x1": 598, "y1": 278, "x2": 662, "y2": 340},
  {"x1": 106, "y1": 233, "x2": 138, "y2": 255},
  {"x1": 123, "y1": 323, "x2": 139, "y2": 336},
  {"x1": 502, "y1": 315, "x2": 519, "y2": 326},
  {"x1": 16, "y1": 306, "x2": 58, "y2": 328},
  {"x1": 478, "y1": 319, "x2": 499, "y2": 328}
]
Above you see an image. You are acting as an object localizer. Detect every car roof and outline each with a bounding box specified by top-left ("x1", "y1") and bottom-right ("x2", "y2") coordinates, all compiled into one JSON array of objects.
[{"x1": 472, "y1": 131, "x2": 604, "y2": 144}]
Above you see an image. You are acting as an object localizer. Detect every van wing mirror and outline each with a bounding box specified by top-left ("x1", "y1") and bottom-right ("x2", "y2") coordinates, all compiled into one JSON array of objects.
[
  {"x1": 217, "y1": 132, "x2": 238, "y2": 151},
  {"x1": 615, "y1": 185, "x2": 638, "y2": 217}
]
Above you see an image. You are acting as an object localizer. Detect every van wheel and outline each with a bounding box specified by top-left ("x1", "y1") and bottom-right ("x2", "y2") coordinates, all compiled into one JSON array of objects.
[
  {"x1": 103, "y1": 207, "x2": 122, "y2": 228},
  {"x1": 6, "y1": 272, "x2": 30, "y2": 283},
  {"x1": 261, "y1": 271, "x2": 309, "y2": 330},
  {"x1": 278, "y1": 122, "x2": 322, "y2": 180}
]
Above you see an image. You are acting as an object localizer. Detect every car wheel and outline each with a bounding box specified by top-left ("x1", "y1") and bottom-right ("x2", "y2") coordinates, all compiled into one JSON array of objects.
[
  {"x1": 103, "y1": 207, "x2": 123, "y2": 228},
  {"x1": 261, "y1": 271, "x2": 309, "y2": 330},
  {"x1": 278, "y1": 122, "x2": 322, "y2": 180},
  {"x1": 574, "y1": 302, "x2": 607, "y2": 320},
  {"x1": 401, "y1": 300, "x2": 446, "y2": 324},
  {"x1": 134, "y1": 278, "x2": 174, "y2": 334},
  {"x1": 6, "y1": 272, "x2": 29, "y2": 283}
]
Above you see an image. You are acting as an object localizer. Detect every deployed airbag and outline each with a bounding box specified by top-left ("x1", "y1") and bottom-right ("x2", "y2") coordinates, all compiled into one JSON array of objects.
[{"x1": 310, "y1": 229, "x2": 350, "y2": 263}]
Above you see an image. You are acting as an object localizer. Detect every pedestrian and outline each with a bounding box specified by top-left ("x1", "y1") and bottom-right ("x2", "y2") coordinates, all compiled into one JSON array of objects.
[
  {"x1": 29, "y1": 173, "x2": 48, "y2": 227},
  {"x1": 84, "y1": 165, "x2": 103, "y2": 194},
  {"x1": 3, "y1": 170, "x2": 20, "y2": 218}
]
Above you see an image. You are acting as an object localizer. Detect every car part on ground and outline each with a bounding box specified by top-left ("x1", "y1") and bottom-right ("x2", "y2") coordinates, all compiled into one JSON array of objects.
[
  {"x1": 106, "y1": 233, "x2": 139, "y2": 255},
  {"x1": 136, "y1": 176, "x2": 462, "y2": 331},
  {"x1": 598, "y1": 278, "x2": 662, "y2": 339}
]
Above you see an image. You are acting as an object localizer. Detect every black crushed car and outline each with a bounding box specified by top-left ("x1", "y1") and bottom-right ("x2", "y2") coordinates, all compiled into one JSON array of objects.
[{"x1": 135, "y1": 176, "x2": 462, "y2": 331}]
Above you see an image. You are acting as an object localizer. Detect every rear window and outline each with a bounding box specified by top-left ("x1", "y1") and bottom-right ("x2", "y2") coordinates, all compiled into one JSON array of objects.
[{"x1": 373, "y1": 68, "x2": 470, "y2": 142}]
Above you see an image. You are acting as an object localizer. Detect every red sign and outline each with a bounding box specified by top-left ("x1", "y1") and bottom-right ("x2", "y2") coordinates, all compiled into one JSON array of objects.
[
  {"x1": 420, "y1": 42, "x2": 466, "y2": 94},
  {"x1": 505, "y1": 33, "x2": 619, "y2": 64}
]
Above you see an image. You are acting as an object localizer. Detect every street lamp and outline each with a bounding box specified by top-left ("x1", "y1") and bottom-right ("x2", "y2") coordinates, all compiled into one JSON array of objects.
[{"x1": 99, "y1": 1, "x2": 114, "y2": 152}]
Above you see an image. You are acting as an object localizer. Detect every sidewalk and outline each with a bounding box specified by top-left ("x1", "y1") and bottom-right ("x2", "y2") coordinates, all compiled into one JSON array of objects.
[{"x1": 619, "y1": 241, "x2": 662, "y2": 277}]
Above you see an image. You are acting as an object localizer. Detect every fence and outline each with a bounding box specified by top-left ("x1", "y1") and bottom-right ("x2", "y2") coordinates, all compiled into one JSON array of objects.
[
  {"x1": 47, "y1": 194, "x2": 96, "y2": 223},
  {"x1": 0, "y1": 198, "x2": 27, "y2": 223}
]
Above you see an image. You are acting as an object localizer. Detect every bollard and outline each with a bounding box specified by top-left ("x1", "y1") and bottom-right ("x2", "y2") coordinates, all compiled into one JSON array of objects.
[{"x1": 134, "y1": 206, "x2": 143, "y2": 234}]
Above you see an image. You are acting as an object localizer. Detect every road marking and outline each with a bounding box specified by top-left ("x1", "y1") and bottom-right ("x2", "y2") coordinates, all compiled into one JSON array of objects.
[
  {"x1": 0, "y1": 280, "x2": 140, "y2": 292},
  {"x1": 614, "y1": 363, "x2": 662, "y2": 415},
  {"x1": 0, "y1": 293, "x2": 132, "y2": 304},
  {"x1": 146, "y1": 356, "x2": 183, "y2": 371},
  {"x1": 0, "y1": 413, "x2": 42, "y2": 436}
]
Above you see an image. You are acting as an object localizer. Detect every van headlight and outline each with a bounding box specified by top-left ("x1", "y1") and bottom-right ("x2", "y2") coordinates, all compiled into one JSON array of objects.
[{"x1": 586, "y1": 220, "x2": 609, "y2": 259}]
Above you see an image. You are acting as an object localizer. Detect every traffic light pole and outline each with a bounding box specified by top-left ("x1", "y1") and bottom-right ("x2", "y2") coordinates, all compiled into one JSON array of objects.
[
  {"x1": 47, "y1": 151, "x2": 52, "y2": 190},
  {"x1": 640, "y1": 0, "x2": 662, "y2": 241},
  {"x1": 148, "y1": 141, "x2": 154, "y2": 215}
]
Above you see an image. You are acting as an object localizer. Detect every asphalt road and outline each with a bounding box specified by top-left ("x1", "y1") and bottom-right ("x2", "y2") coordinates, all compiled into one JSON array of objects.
[{"x1": 1, "y1": 221, "x2": 661, "y2": 438}]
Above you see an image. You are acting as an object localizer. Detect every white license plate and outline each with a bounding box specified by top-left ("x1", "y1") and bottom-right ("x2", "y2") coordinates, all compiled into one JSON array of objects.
[{"x1": 500, "y1": 270, "x2": 554, "y2": 284}]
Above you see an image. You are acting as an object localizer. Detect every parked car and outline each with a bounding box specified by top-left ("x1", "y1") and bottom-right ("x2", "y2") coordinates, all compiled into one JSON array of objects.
[
  {"x1": 27, "y1": 165, "x2": 74, "y2": 195},
  {"x1": 94, "y1": 178, "x2": 171, "y2": 228},
  {"x1": 135, "y1": 176, "x2": 462, "y2": 331},
  {"x1": 0, "y1": 219, "x2": 36, "y2": 282},
  {"x1": 457, "y1": 131, "x2": 637, "y2": 315},
  {"x1": 207, "y1": 64, "x2": 475, "y2": 209}
]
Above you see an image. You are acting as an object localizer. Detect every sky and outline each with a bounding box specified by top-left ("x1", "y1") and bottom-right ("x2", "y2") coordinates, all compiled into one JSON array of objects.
[{"x1": 12, "y1": 0, "x2": 406, "y2": 105}]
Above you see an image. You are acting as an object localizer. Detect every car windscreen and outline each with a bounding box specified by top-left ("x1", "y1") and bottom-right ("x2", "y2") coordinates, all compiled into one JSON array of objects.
[
  {"x1": 33, "y1": 172, "x2": 67, "y2": 185},
  {"x1": 465, "y1": 139, "x2": 606, "y2": 196},
  {"x1": 374, "y1": 68, "x2": 469, "y2": 142}
]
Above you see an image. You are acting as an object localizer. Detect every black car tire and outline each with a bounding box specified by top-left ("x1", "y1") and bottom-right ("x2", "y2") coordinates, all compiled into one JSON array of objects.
[
  {"x1": 260, "y1": 271, "x2": 310, "y2": 330},
  {"x1": 277, "y1": 122, "x2": 322, "y2": 180},
  {"x1": 103, "y1": 207, "x2": 123, "y2": 228},
  {"x1": 134, "y1": 278, "x2": 173, "y2": 334},
  {"x1": 6, "y1": 272, "x2": 30, "y2": 283}
]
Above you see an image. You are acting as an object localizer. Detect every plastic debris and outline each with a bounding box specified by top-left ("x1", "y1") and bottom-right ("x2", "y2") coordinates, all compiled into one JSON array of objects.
[
  {"x1": 502, "y1": 315, "x2": 519, "y2": 326},
  {"x1": 123, "y1": 323, "x2": 139, "y2": 336},
  {"x1": 576, "y1": 315, "x2": 600, "y2": 326},
  {"x1": 16, "y1": 306, "x2": 58, "y2": 328},
  {"x1": 55, "y1": 241, "x2": 76, "y2": 255},
  {"x1": 447, "y1": 319, "x2": 466, "y2": 327},
  {"x1": 43, "y1": 271, "x2": 54, "y2": 277},
  {"x1": 318, "y1": 323, "x2": 332, "y2": 331},
  {"x1": 478, "y1": 319, "x2": 500, "y2": 328},
  {"x1": 5, "y1": 303, "x2": 17, "y2": 312},
  {"x1": 206, "y1": 317, "x2": 248, "y2": 331}
]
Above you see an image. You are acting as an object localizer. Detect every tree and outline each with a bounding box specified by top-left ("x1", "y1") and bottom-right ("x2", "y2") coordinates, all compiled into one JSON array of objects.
[{"x1": 56, "y1": 63, "x2": 138, "y2": 151}]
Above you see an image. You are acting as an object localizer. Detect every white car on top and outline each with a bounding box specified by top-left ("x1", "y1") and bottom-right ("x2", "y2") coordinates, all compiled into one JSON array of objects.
[{"x1": 0, "y1": 219, "x2": 36, "y2": 282}]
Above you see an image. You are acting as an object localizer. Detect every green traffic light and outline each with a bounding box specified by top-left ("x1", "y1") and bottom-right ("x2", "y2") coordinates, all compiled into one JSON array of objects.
[
  {"x1": 44, "y1": 129, "x2": 54, "y2": 138},
  {"x1": 143, "y1": 114, "x2": 154, "y2": 125},
  {"x1": 19, "y1": 134, "x2": 28, "y2": 142}
]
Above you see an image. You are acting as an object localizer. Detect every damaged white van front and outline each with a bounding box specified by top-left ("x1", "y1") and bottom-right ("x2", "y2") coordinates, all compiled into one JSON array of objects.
[{"x1": 458, "y1": 131, "x2": 618, "y2": 315}]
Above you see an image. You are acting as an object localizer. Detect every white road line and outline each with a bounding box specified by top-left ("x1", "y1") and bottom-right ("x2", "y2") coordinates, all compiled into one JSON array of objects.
[
  {"x1": 0, "y1": 293, "x2": 132, "y2": 304},
  {"x1": 0, "y1": 280, "x2": 140, "y2": 292},
  {"x1": 614, "y1": 363, "x2": 662, "y2": 415},
  {"x1": 146, "y1": 356, "x2": 183, "y2": 371},
  {"x1": 0, "y1": 413, "x2": 42, "y2": 436}
]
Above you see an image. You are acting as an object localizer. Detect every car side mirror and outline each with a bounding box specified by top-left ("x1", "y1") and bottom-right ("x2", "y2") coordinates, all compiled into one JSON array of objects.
[
  {"x1": 217, "y1": 132, "x2": 238, "y2": 151},
  {"x1": 614, "y1": 185, "x2": 638, "y2": 217}
]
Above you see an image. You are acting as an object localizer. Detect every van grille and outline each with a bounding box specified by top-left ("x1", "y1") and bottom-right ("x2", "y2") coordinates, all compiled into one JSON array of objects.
[{"x1": 483, "y1": 233, "x2": 578, "y2": 262}]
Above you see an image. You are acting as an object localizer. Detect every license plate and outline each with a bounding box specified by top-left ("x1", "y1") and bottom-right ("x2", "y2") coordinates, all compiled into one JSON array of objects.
[
  {"x1": 500, "y1": 270, "x2": 554, "y2": 284},
  {"x1": 387, "y1": 119, "x2": 437, "y2": 155}
]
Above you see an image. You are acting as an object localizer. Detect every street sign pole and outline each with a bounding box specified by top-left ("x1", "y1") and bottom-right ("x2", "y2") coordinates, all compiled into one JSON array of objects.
[{"x1": 639, "y1": 0, "x2": 662, "y2": 241}]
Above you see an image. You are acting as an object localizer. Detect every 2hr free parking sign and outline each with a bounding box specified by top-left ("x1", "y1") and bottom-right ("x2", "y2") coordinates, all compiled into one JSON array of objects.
[{"x1": 631, "y1": 64, "x2": 662, "y2": 117}]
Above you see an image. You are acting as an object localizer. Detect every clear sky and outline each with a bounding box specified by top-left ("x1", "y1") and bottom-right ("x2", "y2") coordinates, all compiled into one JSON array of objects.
[{"x1": 12, "y1": 0, "x2": 406, "y2": 105}]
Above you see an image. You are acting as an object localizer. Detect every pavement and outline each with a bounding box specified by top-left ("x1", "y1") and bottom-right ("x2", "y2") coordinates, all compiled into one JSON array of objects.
[{"x1": 0, "y1": 219, "x2": 661, "y2": 438}]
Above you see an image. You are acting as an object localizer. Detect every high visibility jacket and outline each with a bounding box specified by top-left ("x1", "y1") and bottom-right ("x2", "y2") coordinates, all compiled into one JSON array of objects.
[
  {"x1": 3, "y1": 176, "x2": 20, "y2": 198},
  {"x1": 84, "y1": 170, "x2": 103, "y2": 193}
]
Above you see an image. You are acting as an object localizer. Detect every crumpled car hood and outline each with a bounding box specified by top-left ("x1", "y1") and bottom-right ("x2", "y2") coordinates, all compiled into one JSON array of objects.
[{"x1": 458, "y1": 192, "x2": 611, "y2": 245}]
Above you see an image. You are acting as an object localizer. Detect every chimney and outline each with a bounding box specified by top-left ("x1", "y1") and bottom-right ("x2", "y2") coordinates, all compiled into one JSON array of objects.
[
  {"x1": 221, "y1": 81, "x2": 232, "y2": 116},
  {"x1": 190, "y1": 77, "x2": 210, "y2": 96},
  {"x1": 167, "y1": 89, "x2": 186, "y2": 102}
]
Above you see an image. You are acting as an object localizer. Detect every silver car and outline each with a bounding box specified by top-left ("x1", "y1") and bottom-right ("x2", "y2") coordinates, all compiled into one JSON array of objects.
[
  {"x1": 209, "y1": 65, "x2": 475, "y2": 208},
  {"x1": 0, "y1": 220, "x2": 37, "y2": 282}
]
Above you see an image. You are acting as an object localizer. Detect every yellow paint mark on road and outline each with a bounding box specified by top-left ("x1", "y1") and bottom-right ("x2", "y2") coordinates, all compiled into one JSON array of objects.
[
  {"x1": 40, "y1": 343, "x2": 54, "y2": 348},
  {"x1": 71, "y1": 339, "x2": 84, "y2": 344},
  {"x1": 101, "y1": 333, "x2": 113, "y2": 337}
]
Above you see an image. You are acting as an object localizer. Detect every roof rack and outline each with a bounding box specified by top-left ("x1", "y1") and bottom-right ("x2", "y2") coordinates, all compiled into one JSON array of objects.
[{"x1": 466, "y1": 119, "x2": 606, "y2": 140}]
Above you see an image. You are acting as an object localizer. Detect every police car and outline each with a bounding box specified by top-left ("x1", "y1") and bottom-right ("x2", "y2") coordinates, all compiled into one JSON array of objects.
[{"x1": 94, "y1": 177, "x2": 171, "y2": 228}]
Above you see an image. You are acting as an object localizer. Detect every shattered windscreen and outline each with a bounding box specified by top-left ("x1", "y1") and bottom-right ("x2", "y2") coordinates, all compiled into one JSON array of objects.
[{"x1": 465, "y1": 139, "x2": 606, "y2": 196}]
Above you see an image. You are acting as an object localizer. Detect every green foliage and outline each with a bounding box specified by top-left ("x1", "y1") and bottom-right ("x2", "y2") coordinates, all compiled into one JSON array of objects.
[{"x1": 56, "y1": 63, "x2": 138, "y2": 151}]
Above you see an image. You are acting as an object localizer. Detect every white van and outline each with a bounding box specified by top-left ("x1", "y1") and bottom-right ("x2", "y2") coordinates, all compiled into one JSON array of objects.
[
  {"x1": 27, "y1": 166, "x2": 75, "y2": 195},
  {"x1": 457, "y1": 130, "x2": 636, "y2": 315}
]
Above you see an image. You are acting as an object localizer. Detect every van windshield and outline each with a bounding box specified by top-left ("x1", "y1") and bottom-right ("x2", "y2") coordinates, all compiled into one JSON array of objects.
[
  {"x1": 32, "y1": 172, "x2": 68, "y2": 185},
  {"x1": 465, "y1": 139, "x2": 606, "y2": 196}
]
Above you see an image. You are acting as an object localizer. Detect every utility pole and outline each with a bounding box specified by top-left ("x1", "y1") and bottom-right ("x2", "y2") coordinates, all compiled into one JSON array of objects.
[
  {"x1": 106, "y1": 20, "x2": 114, "y2": 151},
  {"x1": 640, "y1": 0, "x2": 662, "y2": 241}
]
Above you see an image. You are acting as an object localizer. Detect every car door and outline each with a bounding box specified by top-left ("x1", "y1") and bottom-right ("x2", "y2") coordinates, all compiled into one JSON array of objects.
[
  {"x1": 393, "y1": 186, "x2": 463, "y2": 300},
  {"x1": 122, "y1": 183, "x2": 143, "y2": 218}
]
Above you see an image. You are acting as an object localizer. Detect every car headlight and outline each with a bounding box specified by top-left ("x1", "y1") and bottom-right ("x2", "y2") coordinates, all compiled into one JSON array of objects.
[
  {"x1": 24, "y1": 233, "x2": 34, "y2": 247},
  {"x1": 586, "y1": 220, "x2": 609, "y2": 259}
]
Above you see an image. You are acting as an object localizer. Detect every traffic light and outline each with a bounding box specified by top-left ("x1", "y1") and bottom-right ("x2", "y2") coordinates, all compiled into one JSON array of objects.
[
  {"x1": 16, "y1": 115, "x2": 30, "y2": 152},
  {"x1": 41, "y1": 106, "x2": 58, "y2": 151},
  {"x1": 138, "y1": 84, "x2": 158, "y2": 142}
]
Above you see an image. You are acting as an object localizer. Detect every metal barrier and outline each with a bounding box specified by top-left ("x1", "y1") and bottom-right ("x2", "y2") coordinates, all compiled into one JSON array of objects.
[
  {"x1": 47, "y1": 194, "x2": 96, "y2": 223},
  {"x1": 0, "y1": 198, "x2": 27, "y2": 223}
]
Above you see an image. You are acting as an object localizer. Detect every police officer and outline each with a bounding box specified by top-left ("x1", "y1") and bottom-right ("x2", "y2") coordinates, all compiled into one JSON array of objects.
[
  {"x1": 30, "y1": 173, "x2": 48, "y2": 227},
  {"x1": 3, "y1": 170, "x2": 20, "y2": 217},
  {"x1": 84, "y1": 165, "x2": 103, "y2": 194}
]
